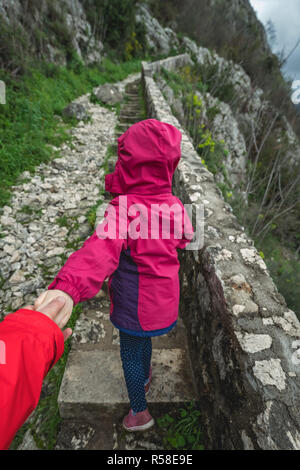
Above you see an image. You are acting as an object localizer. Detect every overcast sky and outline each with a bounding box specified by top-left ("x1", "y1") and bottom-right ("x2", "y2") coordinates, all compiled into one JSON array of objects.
[{"x1": 249, "y1": 0, "x2": 300, "y2": 82}]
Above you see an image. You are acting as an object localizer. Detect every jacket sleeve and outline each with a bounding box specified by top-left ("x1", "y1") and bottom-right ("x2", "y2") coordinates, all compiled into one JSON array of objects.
[
  {"x1": 0, "y1": 309, "x2": 64, "y2": 450},
  {"x1": 48, "y1": 198, "x2": 127, "y2": 304}
]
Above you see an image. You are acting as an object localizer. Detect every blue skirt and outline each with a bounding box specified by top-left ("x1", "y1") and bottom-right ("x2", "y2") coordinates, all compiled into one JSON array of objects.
[{"x1": 111, "y1": 319, "x2": 177, "y2": 337}]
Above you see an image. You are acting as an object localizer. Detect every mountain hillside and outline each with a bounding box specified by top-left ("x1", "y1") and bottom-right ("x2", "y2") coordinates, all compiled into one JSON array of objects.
[
  {"x1": 1, "y1": 0, "x2": 300, "y2": 451},
  {"x1": 147, "y1": 0, "x2": 300, "y2": 137}
]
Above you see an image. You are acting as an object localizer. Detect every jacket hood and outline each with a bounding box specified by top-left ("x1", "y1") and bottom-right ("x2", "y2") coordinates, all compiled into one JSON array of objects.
[{"x1": 105, "y1": 119, "x2": 182, "y2": 195}]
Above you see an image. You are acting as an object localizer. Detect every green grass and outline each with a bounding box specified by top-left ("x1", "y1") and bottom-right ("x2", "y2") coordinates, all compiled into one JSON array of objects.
[
  {"x1": 56, "y1": 215, "x2": 70, "y2": 228},
  {"x1": 156, "y1": 401, "x2": 205, "y2": 450},
  {"x1": 0, "y1": 56, "x2": 142, "y2": 208},
  {"x1": 138, "y1": 81, "x2": 148, "y2": 120},
  {"x1": 255, "y1": 234, "x2": 300, "y2": 317},
  {"x1": 160, "y1": 66, "x2": 193, "y2": 97}
]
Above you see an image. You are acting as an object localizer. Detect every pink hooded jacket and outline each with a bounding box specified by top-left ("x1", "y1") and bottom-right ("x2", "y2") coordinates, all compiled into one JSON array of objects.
[{"x1": 48, "y1": 119, "x2": 194, "y2": 335}]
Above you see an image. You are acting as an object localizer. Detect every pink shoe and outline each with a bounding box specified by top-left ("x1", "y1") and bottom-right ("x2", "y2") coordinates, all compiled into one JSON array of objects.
[
  {"x1": 123, "y1": 408, "x2": 154, "y2": 432},
  {"x1": 144, "y1": 366, "x2": 152, "y2": 394}
]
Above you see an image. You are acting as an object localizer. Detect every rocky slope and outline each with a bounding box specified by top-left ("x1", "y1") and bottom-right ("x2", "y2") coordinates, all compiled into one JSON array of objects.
[
  {"x1": 137, "y1": 3, "x2": 300, "y2": 190},
  {"x1": 0, "y1": 0, "x2": 103, "y2": 67}
]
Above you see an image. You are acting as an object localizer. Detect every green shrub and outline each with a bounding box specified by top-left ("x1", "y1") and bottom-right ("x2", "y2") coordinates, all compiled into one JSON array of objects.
[
  {"x1": 82, "y1": 0, "x2": 147, "y2": 60},
  {"x1": 0, "y1": 57, "x2": 141, "y2": 208},
  {"x1": 255, "y1": 235, "x2": 300, "y2": 317},
  {"x1": 156, "y1": 64, "x2": 300, "y2": 316},
  {"x1": 157, "y1": 401, "x2": 205, "y2": 450}
]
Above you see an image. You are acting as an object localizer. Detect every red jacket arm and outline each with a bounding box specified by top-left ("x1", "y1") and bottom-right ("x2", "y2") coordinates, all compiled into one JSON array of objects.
[
  {"x1": 0, "y1": 309, "x2": 64, "y2": 450},
  {"x1": 48, "y1": 199, "x2": 126, "y2": 304}
]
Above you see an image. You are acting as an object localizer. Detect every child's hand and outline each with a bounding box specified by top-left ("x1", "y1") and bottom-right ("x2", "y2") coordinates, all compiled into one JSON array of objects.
[
  {"x1": 23, "y1": 297, "x2": 73, "y2": 341},
  {"x1": 34, "y1": 290, "x2": 74, "y2": 326}
]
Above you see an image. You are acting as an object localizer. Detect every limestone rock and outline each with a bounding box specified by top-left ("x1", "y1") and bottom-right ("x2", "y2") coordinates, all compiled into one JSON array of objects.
[
  {"x1": 94, "y1": 84, "x2": 123, "y2": 106},
  {"x1": 8, "y1": 270, "x2": 26, "y2": 285},
  {"x1": 136, "y1": 4, "x2": 179, "y2": 55},
  {"x1": 236, "y1": 332, "x2": 272, "y2": 353},
  {"x1": 253, "y1": 358, "x2": 286, "y2": 391},
  {"x1": 63, "y1": 103, "x2": 88, "y2": 121}
]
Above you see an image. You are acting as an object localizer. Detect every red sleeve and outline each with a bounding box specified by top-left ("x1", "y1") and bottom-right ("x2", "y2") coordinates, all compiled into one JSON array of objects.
[
  {"x1": 0, "y1": 309, "x2": 64, "y2": 450},
  {"x1": 48, "y1": 198, "x2": 126, "y2": 304}
]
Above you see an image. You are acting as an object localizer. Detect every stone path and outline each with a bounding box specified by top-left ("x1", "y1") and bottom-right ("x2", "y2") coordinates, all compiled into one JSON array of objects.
[
  {"x1": 0, "y1": 73, "x2": 197, "y2": 450},
  {"x1": 55, "y1": 79, "x2": 197, "y2": 450},
  {"x1": 0, "y1": 72, "x2": 140, "y2": 318},
  {"x1": 0, "y1": 89, "x2": 116, "y2": 317},
  {"x1": 56, "y1": 297, "x2": 196, "y2": 450}
]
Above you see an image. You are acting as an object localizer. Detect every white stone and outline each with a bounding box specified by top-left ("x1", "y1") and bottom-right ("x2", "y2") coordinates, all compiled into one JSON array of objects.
[
  {"x1": 3, "y1": 235, "x2": 16, "y2": 245},
  {"x1": 230, "y1": 273, "x2": 247, "y2": 285},
  {"x1": 216, "y1": 249, "x2": 233, "y2": 261},
  {"x1": 240, "y1": 248, "x2": 267, "y2": 271},
  {"x1": 190, "y1": 192, "x2": 202, "y2": 202},
  {"x1": 9, "y1": 270, "x2": 26, "y2": 285},
  {"x1": 0, "y1": 215, "x2": 15, "y2": 226},
  {"x1": 3, "y1": 244, "x2": 15, "y2": 255},
  {"x1": 286, "y1": 430, "x2": 300, "y2": 450},
  {"x1": 253, "y1": 359, "x2": 286, "y2": 391},
  {"x1": 263, "y1": 318, "x2": 274, "y2": 326},
  {"x1": 236, "y1": 233, "x2": 248, "y2": 244},
  {"x1": 2, "y1": 205, "x2": 12, "y2": 214},
  {"x1": 272, "y1": 312, "x2": 300, "y2": 338},
  {"x1": 241, "y1": 430, "x2": 255, "y2": 450},
  {"x1": 232, "y1": 304, "x2": 246, "y2": 316},
  {"x1": 206, "y1": 225, "x2": 220, "y2": 238},
  {"x1": 236, "y1": 332, "x2": 272, "y2": 353}
]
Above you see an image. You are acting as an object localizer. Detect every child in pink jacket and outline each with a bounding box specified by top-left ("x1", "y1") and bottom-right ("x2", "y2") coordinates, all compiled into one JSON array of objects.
[{"x1": 35, "y1": 119, "x2": 194, "y2": 431}]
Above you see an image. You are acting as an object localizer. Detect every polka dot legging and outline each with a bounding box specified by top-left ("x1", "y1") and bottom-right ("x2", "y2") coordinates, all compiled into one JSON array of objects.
[{"x1": 119, "y1": 331, "x2": 152, "y2": 414}]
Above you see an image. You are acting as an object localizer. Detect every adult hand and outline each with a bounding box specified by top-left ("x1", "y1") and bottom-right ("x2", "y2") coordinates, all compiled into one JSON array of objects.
[
  {"x1": 23, "y1": 296, "x2": 73, "y2": 342},
  {"x1": 34, "y1": 289, "x2": 74, "y2": 323}
]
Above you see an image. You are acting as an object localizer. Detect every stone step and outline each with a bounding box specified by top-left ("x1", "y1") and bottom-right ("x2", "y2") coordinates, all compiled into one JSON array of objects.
[
  {"x1": 125, "y1": 92, "x2": 140, "y2": 97},
  {"x1": 124, "y1": 103, "x2": 140, "y2": 108},
  {"x1": 125, "y1": 98, "x2": 140, "y2": 103},
  {"x1": 125, "y1": 84, "x2": 140, "y2": 92},
  {"x1": 122, "y1": 104, "x2": 141, "y2": 109},
  {"x1": 120, "y1": 108, "x2": 141, "y2": 113},
  {"x1": 119, "y1": 112, "x2": 142, "y2": 119},
  {"x1": 122, "y1": 111, "x2": 141, "y2": 116},
  {"x1": 119, "y1": 117, "x2": 141, "y2": 124},
  {"x1": 58, "y1": 347, "x2": 197, "y2": 421},
  {"x1": 57, "y1": 298, "x2": 197, "y2": 422}
]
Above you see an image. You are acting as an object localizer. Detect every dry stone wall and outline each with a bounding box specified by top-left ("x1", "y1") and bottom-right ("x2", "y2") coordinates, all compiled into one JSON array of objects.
[{"x1": 142, "y1": 55, "x2": 300, "y2": 450}]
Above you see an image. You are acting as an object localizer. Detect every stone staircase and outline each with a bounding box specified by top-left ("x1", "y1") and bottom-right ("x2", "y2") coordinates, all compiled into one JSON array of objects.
[
  {"x1": 55, "y1": 79, "x2": 198, "y2": 450},
  {"x1": 116, "y1": 80, "x2": 144, "y2": 137}
]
